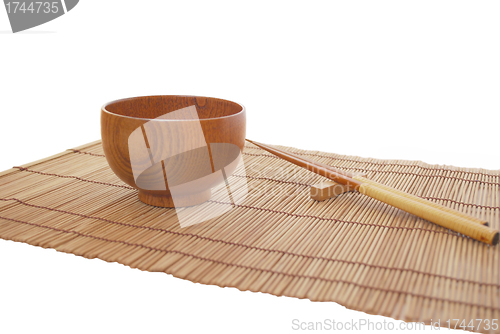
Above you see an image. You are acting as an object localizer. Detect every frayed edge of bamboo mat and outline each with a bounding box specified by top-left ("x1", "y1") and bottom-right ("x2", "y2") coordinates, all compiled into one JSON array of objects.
[{"x1": 0, "y1": 140, "x2": 499, "y2": 333}]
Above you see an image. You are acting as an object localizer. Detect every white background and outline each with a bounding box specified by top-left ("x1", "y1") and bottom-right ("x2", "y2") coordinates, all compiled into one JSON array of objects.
[{"x1": 1, "y1": 1, "x2": 499, "y2": 333}]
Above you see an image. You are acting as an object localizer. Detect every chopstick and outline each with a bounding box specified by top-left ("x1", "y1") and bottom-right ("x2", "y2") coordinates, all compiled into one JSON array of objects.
[{"x1": 246, "y1": 139, "x2": 499, "y2": 246}]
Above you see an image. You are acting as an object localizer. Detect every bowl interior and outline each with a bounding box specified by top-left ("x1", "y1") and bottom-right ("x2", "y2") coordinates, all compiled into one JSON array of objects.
[{"x1": 104, "y1": 95, "x2": 243, "y2": 120}]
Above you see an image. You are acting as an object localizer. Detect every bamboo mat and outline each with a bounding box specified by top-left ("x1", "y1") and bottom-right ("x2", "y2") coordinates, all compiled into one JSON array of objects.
[{"x1": 0, "y1": 140, "x2": 499, "y2": 332}]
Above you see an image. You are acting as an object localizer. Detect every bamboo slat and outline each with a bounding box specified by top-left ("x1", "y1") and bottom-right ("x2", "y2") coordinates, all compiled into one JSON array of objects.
[{"x1": 0, "y1": 140, "x2": 498, "y2": 333}]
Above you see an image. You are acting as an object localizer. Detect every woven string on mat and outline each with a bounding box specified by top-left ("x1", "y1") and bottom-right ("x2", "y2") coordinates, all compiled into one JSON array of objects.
[{"x1": 0, "y1": 140, "x2": 498, "y2": 333}]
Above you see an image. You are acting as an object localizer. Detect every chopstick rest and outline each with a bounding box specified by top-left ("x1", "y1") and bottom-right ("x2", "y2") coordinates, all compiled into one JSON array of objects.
[{"x1": 310, "y1": 181, "x2": 351, "y2": 201}]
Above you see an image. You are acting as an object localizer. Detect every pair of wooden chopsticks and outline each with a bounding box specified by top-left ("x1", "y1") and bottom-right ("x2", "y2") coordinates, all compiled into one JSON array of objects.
[{"x1": 246, "y1": 140, "x2": 499, "y2": 246}]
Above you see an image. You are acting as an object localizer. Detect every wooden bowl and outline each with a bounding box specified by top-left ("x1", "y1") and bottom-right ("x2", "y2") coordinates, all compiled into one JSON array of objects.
[{"x1": 101, "y1": 95, "x2": 246, "y2": 207}]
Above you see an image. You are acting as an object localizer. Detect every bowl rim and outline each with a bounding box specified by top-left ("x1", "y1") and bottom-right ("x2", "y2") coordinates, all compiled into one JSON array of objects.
[{"x1": 101, "y1": 95, "x2": 246, "y2": 122}]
